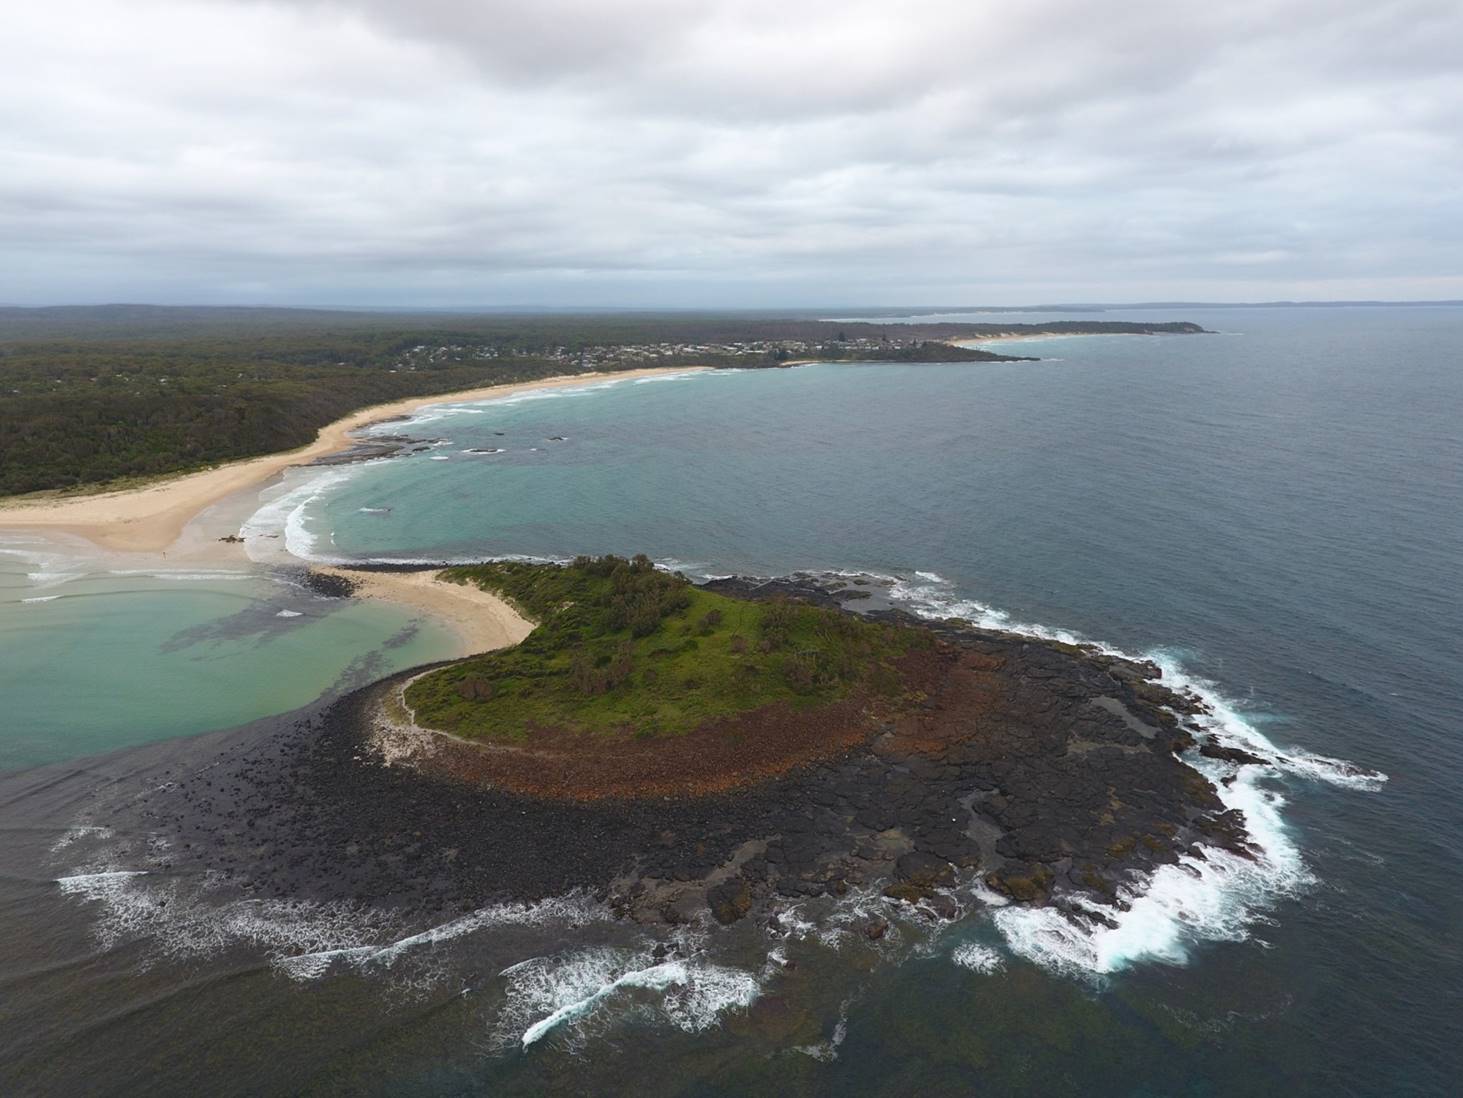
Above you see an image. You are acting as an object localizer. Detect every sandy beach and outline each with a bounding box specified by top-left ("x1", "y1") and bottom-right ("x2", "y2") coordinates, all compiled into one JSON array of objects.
[
  {"x1": 0, "y1": 366, "x2": 701, "y2": 553},
  {"x1": 314, "y1": 567, "x2": 535, "y2": 656},
  {"x1": 0, "y1": 365, "x2": 694, "y2": 656}
]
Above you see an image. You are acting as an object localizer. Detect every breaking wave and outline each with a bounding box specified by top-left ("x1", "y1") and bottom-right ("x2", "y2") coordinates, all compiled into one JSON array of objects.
[
  {"x1": 499, "y1": 947, "x2": 759, "y2": 1051},
  {"x1": 240, "y1": 465, "x2": 369, "y2": 563},
  {"x1": 373, "y1": 371, "x2": 704, "y2": 434},
  {"x1": 52, "y1": 832, "x2": 615, "y2": 990},
  {"x1": 0, "y1": 542, "x2": 88, "y2": 588},
  {"x1": 878, "y1": 568, "x2": 1386, "y2": 978},
  {"x1": 53, "y1": 824, "x2": 763, "y2": 1048},
  {"x1": 54, "y1": 863, "x2": 397, "y2": 963}
]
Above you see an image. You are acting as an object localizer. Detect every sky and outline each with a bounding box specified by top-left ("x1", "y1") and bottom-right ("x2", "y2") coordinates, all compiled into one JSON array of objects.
[{"x1": 3, "y1": 0, "x2": 1461, "y2": 308}]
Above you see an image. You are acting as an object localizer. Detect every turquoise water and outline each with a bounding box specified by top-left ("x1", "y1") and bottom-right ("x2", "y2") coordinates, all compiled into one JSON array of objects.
[
  {"x1": 2, "y1": 305, "x2": 1459, "y2": 1094},
  {"x1": 0, "y1": 545, "x2": 457, "y2": 769}
]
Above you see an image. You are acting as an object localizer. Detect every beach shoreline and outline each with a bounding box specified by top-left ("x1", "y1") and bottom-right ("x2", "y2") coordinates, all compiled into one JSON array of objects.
[
  {"x1": 0, "y1": 366, "x2": 693, "y2": 667},
  {"x1": 0, "y1": 366, "x2": 703, "y2": 554},
  {"x1": 314, "y1": 566, "x2": 535, "y2": 657}
]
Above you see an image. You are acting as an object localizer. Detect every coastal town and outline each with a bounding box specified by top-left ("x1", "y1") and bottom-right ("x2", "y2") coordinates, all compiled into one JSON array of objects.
[{"x1": 388, "y1": 332, "x2": 956, "y2": 371}]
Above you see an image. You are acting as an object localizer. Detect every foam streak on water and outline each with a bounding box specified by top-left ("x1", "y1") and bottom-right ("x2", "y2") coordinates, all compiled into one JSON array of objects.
[{"x1": 52, "y1": 835, "x2": 617, "y2": 987}]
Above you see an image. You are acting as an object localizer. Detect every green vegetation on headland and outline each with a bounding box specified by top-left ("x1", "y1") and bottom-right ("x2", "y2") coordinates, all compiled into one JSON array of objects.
[
  {"x1": 404, "y1": 556, "x2": 927, "y2": 741},
  {"x1": 0, "y1": 305, "x2": 1206, "y2": 495}
]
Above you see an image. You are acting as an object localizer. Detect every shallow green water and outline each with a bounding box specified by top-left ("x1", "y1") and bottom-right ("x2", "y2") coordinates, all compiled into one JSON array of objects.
[{"x1": 0, "y1": 546, "x2": 456, "y2": 770}]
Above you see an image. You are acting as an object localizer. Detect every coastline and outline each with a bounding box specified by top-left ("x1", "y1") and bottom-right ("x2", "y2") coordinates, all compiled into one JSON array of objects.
[
  {"x1": 947, "y1": 331, "x2": 1163, "y2": 348},
  {"x1": 0, "y1": 366, "x2": 703, "y2": 554},
  {"x1": 40, "y1": 570, "x2": 1263, "y2": 936}
]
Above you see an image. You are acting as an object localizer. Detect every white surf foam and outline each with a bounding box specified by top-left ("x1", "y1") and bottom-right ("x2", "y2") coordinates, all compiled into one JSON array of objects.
[
  {"x1": 382, "y1": 379, "x2": 624, "y2": 433},
  {"x1": 240, "y1": 465, "x2": 364, "y2": 563},
  {"x1": 358, "y1": 892, "x2": 609, "y2": 972},
  {"x1": 950, "y1": 942, "x2": 1005, "y2": 974},
  {"x1": 793, "y1": 999, "x2": 852, "y2": 1062},
  {"x1": 107, "y1": 568, "x2": 254, "y2": 582},
  {"x1": 889, "y1": 571, "x2": 1387, "y2": 784},
  {"x1": 275, "y1": 609, "x2": 302, "y2": 618},
  {"x1": 55, "y1": 869, "x2": 148, "y2": 891},
  {"x1": 55, "y1": 842, "x2": 618, "y2": 987},
  {"x1": 877, "y1": 568, "x2": 1386, "y2": 977},
  {"x1": 0, "y1": 544, "x2": 88, "y2": 589},
  {"x1": 50, "y1": 824, "x2": 113, "y2": 853},
  {"x1": 888, "y1": 570, "x2": 1086, "y2": 644},
  {"x1": 55, "y1": 860, "x2": 398, "y2": 963},
  {"x1": 987, "y1": 658, "x2": 1328, "y2": 977},
  {"x1": 1273, "y1": 750, "x2": 1388, "y2": 791},
  {"x1": 1151, "y1": 655, "x2": 1388, "y2": 792},
  {"x1": 21, "y1": 594, "x2": 61, "y2": 603},
  {"x1": 501, "y1": 947, "x2": 759, "y2": 1051}
]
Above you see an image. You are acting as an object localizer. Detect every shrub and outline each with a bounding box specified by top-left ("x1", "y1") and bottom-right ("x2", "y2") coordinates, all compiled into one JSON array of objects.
[
  {"x1": 457, "y1": 675, "x2": 493, "y2": 701},
  {"x1": 608, "y1": 640, "x2": 634, "y2": 685},
  {"x1": 784, "y1": 650, "x2": 822, "y2": 693}
]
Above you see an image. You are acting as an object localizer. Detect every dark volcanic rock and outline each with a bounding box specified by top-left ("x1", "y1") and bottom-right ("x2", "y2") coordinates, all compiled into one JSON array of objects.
[
  {"x1": 1199, "y1": 739, "x2": 1269, "y2": 766},
  {"x1": 113, "y1": 573, "x2": 1257, "y2": 936},
  {"x1": 298, "y1": 570, "x2": 357, "y2": 598},
  {"x1": 310, "y1": 433, "x2": 417, "y2": 466},
  {"x1": 896, "y1": 851, "x2": 955, "y2": 888},
  {"x1": 707, "y1": 878, "x2": 754, "y2": 924}
]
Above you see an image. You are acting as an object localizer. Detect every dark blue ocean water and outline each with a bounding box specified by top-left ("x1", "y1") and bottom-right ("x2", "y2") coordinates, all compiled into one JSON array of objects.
[
  {"x1": 4, "y1": 306, "x2": 1459, "y2": 1095},
  {"x1": 313, "y1": 306, "x2": 1462, "y2": 1093}
]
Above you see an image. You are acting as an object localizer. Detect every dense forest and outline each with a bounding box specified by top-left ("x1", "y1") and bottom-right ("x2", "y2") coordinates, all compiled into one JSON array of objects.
[{"x1": 0, "y1": 306, "x2": 1204, "y2": 495}]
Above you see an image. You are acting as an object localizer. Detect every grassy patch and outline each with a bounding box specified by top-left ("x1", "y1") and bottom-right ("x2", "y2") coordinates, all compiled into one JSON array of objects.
[{"x1": 406, "y1": 555, "x2": 925, "y2": 741}]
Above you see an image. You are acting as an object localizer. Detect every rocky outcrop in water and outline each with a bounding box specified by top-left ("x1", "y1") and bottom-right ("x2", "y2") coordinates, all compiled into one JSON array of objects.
[
  {"x1": 120, "y1": 574, "x2": 1255, "y2": 941},
  {"x1": 297, "y1": 569, "x2": 358, "y2": 598}
]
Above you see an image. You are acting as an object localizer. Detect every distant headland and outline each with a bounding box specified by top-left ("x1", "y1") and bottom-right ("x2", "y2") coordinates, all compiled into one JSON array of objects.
[{"x1": 0, "y1": 306, "x2": 1211, "y2": 501}]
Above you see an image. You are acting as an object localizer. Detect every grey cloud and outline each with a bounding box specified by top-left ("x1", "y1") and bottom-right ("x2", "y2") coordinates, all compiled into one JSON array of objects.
[{"x1": 1, "y1": 0, "x2": 1460, "y2": 306}]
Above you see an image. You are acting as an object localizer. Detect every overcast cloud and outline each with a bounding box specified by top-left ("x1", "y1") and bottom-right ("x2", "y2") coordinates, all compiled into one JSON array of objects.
[{"x1": 2, "y1": 0, "x2": 1460, "y2": 306}]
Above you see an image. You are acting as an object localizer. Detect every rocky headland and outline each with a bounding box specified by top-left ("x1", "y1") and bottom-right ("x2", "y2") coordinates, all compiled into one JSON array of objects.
[{"x1": 123, "y1": 568, "x2": 1260, "y2": 944}]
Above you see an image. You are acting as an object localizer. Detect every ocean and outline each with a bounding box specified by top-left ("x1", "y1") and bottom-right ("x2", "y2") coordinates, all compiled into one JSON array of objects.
[{"x1": 1, "y1": 305, "x2": 1458, "y2": 1094}]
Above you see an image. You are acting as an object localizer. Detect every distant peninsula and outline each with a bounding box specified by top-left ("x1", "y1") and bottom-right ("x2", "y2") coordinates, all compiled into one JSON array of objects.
[{"x1": 0, "y1": 306, "x2": 1211, "y2": 497}]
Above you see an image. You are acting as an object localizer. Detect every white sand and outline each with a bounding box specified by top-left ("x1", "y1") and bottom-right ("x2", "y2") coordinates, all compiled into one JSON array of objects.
[{"x1": 313, "y1": 567, "x2": 535, "y2": 657}]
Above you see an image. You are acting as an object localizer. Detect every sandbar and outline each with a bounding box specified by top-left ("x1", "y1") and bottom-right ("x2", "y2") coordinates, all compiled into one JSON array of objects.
[{"x1": 314, "y1": 567, "x2": 534, "y2": 657}]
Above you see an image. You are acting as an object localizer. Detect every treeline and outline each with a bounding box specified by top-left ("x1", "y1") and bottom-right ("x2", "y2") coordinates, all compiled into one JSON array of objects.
[
  {"x1": 0, "y1": 345, "x2": 572, "y2": 494},
  {"x1": 0, "y1": 304, "x2": 1205, "y2": 349},
  {"x1": 0, "y1": 306, "x2": 1205, "y2": 495}
]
